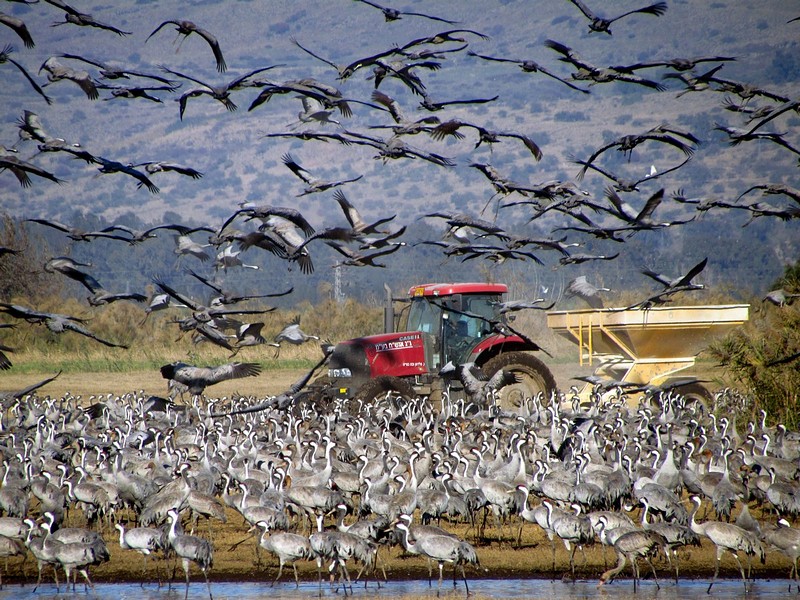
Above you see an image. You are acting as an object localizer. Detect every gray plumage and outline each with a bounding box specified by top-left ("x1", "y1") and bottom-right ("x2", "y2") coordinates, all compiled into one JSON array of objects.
[
  {"x1": 334, "y1": 189, "x2": 396, "y2": 235},
  {"x1": 440, "y1": 361, "x2": 519, "y2": 405},
  {"x1": 0, "y1": 302, "x2": 128, "y2": 348},
  {"x1": 566, "y1": 275, "x2": 608, "y2": 309},
  {"x1": 763, "y1": 288, "x2": 800, "y2": 307},
  {"x1": 0, "y1": 534, "x2": 25, "y2": 586},
  {"x1": 166, "y1": 509, "x2": 214, "y2": 600},
  {"x1": 762, "y1": 519, "x2": 800, "y2": 591},
  {"x1": 257, "y1": 521, "x2": 314, "y2": 586},
  {"x1": 273, "y1": 315, "x2": 320, "y2": 346},
  {"x1": 395, "y1": 520, "x2": 478, "y2": 595},
  {"x1": 41, "y1": 517, "x2": 110, "y2": 593},
  {"x1": 598, "y1": 528, "x2": 667, "y2": 590},
  {"x1": 689, "y1": 495, "x2": 765, "y2": 594},
  {"x1": 544, "y1": 500, "x2": 594, "y2": 580},
  {"x1": 160, "y1": 361, "x2": 261, "y2": 396},
  {"x1": 640, "y1": 498, "x2": 700, "y2": 583}
]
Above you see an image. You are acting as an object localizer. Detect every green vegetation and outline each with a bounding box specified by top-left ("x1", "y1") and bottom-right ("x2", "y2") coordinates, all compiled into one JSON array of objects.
[{"x1": 708, "y1": 260, "x2": 800, "y2": 428}]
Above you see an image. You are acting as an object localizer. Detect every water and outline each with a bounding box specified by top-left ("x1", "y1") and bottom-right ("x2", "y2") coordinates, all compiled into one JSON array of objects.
[{"x1": 1, "y1": 578, "x2": 795, "y2": 599}]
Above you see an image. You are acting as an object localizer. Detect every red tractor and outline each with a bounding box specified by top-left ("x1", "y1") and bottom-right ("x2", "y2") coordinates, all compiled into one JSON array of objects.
[{"x1": 319, "y1": 282, "x2": 557, "y2": 410}]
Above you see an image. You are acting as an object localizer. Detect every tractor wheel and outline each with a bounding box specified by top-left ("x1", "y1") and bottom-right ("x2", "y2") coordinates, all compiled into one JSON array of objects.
[
  {"x1": 354, "y1": 376, "x2": 417, "y2": 405},
  {"x1": 300, "y1": 376, "x2": 334, "y2": 410},
  {"x1": 482, "y1": 351, "x2": 557, "y2": 412}
]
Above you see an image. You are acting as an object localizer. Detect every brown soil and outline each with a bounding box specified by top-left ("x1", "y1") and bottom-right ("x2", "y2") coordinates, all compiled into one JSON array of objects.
[
  {"x1": 0, "y1": 357, "x2": 725, "y2": 400},
  {"x1": 4, "y1": 505, "x2": 792, "y2": 587}
]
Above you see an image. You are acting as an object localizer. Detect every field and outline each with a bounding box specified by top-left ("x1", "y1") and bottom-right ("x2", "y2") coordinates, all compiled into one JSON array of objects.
[{"x1": 2, "y1": 359, "x2": 790, "y2": 590}]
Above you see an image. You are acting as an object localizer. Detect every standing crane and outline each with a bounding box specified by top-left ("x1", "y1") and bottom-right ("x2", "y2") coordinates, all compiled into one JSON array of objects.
[
  {"x1": 256, "y1": 520, "x2": 314, "y2": 587},
  {"x1": 598, "y1": 526, "x2": 667, "y2": 591},
  {"x1": 115, "y1": 522, "x2": 166, "y2": 582},
  {"x1": 761, "y1": 519, "x2": 800, "y2": 592},
  {"x1": 166, "y1": 509, "x2": 214, "y2": 600},
  {"x1": 40, "y1": 516, "x2": 110, "y2": 592},
  {"x1": 689, "y1": 495, "x2": 765, "y2": 593},
  {"x1": 544, "y1": 500, "x2": 595, "y2": 581},
  {"x1": 395, "y1": 520, "x2": 479, "y2": 596}
]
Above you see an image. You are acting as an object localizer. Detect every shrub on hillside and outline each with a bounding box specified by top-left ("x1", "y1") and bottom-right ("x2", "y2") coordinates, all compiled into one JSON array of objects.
[{"x1": 708, "y1": 260, "x2": 800, "y2": 428}]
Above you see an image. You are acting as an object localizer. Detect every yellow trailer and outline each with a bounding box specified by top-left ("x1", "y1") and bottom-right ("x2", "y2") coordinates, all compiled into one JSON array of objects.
[{"x1": 546, "y1": 304, "x2": 750, "y2": 400}]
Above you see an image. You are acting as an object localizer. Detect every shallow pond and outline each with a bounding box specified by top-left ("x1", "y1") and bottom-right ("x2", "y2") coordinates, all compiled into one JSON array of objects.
[{"x1": 2, "y1": 578, "x2": 796, "y2": 599}]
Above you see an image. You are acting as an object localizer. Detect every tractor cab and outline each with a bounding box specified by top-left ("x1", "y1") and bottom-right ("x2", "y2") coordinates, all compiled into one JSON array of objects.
[{"x1": 403, "y1": 283, "x2": 503, "y2": 369}]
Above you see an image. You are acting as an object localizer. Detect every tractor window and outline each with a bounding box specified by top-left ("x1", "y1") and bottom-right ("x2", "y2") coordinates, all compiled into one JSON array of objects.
[
  {"x1": 460, "y1": 295, "x2": 500, "y2": 337},
  {"x1": 442, "y1": 294, "x2": 501, "y2": 362},
  {"x1": 407, "y1": 298, "x2": 442, "y2": 334}
]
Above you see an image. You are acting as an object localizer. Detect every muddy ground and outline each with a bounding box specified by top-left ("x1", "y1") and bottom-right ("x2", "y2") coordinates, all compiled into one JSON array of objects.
[{"x1": 4, "y1": 503, "x2": 793, "y2": 586}]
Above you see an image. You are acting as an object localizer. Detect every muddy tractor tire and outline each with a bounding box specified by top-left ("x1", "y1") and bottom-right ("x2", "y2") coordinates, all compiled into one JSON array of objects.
[
  {"x1": 482, "y1": 351, "x2": 557, "y2": 412},
  {"x1": 355, "y1": 375, "x2": 417, "y2": 404}
]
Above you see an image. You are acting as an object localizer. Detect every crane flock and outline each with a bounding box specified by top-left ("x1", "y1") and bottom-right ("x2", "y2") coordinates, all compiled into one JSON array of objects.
[{"x1": 0, "y1": 378, "x2": 798, "y2": 594}]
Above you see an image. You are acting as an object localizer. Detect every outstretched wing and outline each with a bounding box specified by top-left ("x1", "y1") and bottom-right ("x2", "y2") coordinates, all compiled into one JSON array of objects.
[
  {"x1": 153, "y1": 277, "x2": 201, "y2": 310},
  {"x1": 208, "y1": 362, "x2": 261, "y2": 384},
  {"x1": 63, "y1": 320, "x2": 128, "y2": 348}
]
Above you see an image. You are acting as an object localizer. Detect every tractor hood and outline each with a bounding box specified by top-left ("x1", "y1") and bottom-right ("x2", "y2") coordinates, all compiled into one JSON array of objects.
[{"x1": 330, "y1": 331, "x2": 429, "y2": 379}]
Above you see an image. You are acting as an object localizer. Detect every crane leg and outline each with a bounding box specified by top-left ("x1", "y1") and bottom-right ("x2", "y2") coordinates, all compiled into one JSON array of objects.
[
  {"x1": 202, "y1": 566, "x2": 213, "y2": 600},
  {"x1": 732, "y1": 552, "x2": 748, "y2": 593},
  {"x1": 672, "y1": 550, "x2": 680, "y2": 585},
  {"x1": 461, "y1": 564, "x2": 470, "y2": 596},
  {"x1": 562, "y1": 542, "x2": 576, "y2": 581},
  {"x1": 79, "y1": 569, "x2": 93, "y2": 591},
  {"x1": 644, "y1": 557, "x2": 660, "y2": 589},
  {"x1": 707, "y1": 547, "x2": 723, "y2": 593},
  {"x1": 183, "y1": 561, "x2": 190, "y2": 600}
]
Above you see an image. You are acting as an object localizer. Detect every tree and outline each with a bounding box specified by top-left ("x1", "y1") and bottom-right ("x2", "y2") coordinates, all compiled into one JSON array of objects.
[
  {"x1": 0, "y1": 214, "x2": 59, "y2": 301},
  {"x1": 708, "y1": 259, "x2": 800, "y2": 428}
]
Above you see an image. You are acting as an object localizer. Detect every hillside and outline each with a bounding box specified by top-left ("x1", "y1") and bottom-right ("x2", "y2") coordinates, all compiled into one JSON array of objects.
[{"x1": 1, "y1": 0, "x2": 798, "y2": 304}]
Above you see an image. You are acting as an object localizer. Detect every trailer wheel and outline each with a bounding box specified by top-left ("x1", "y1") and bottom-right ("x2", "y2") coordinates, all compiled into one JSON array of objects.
[
  {"x1": 674, "y1": 382, "x2": 713, "y2": 406},
  {"x1": 482, "y1": 352, "x2": 558, "y2": 412},
  {"x1": 355, "y1": 376, "x2": 417, "y2": 405}
]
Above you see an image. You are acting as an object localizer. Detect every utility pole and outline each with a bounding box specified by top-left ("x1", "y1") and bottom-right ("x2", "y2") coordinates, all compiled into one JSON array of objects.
[{"x1": 333, "y1": 266, "x2": 343, "y2": 303}]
